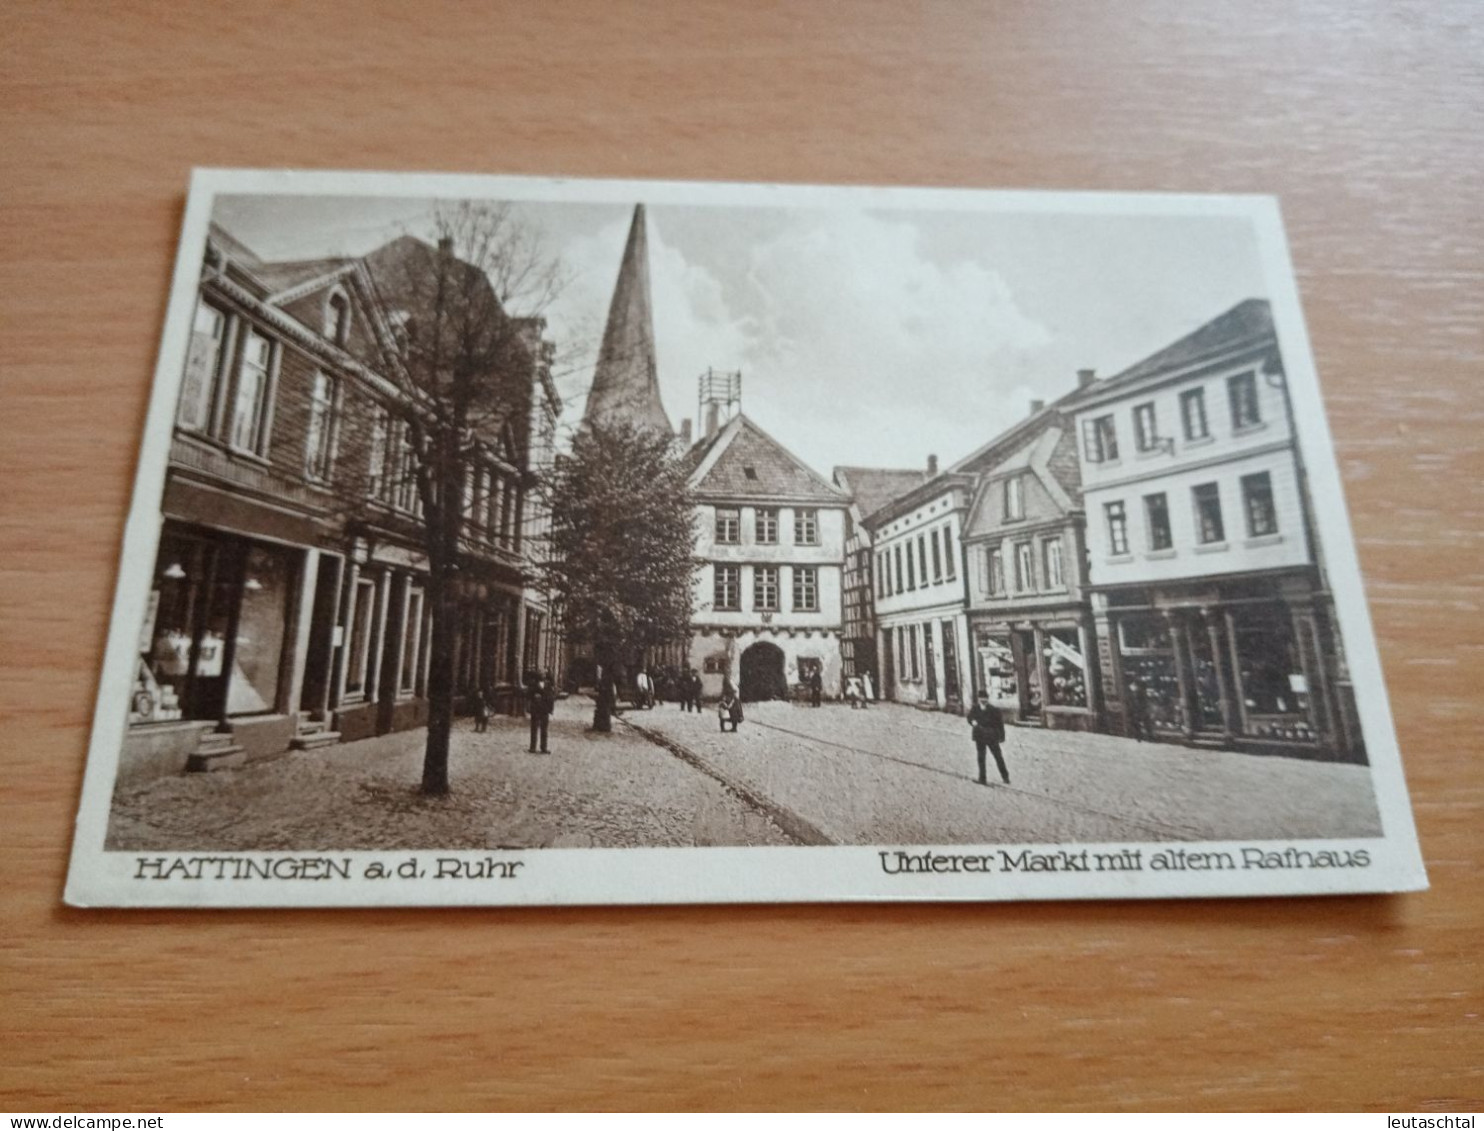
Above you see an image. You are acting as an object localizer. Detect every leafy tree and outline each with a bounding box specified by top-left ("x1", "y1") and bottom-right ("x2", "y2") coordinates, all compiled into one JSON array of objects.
[{"x1": 540, "y1": 421, "x2": 697, "y2": 731}]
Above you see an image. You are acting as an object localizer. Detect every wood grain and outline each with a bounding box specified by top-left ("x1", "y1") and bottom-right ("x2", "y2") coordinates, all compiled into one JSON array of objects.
[{"x1": 2, "y1": 0, "x2": 1480, "y2": 1112}]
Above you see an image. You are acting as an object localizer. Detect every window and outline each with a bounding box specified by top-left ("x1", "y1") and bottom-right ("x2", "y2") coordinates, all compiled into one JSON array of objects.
[
  {"x1": 906, "y1": 540, "x2": 916, "y2": 590},
  {"x1": 794, "y1": 508, "x2": 818, "y2": 545},
  {"x1": 943, "y1": 526, "x2": 957, "y2": 580},
  {"x1": 876, "y1": 550, "x2": 888, "y2": 598},
  {"x1": 1134, "y1": 402, "x2": 1160, "y2": 452},
  {"x1": 1181, "y1": 387, "x2": 1209, "y2": 441},
  {"x1": 305, "y1": 371, "x2": 338, "y2": 480},
  {"x1": 714, "y1": 565, "x2": 740, "y2": 610},
  {"x1": 400, "y1": 585, "x2": 425, "y2": 695},
  {"x1": 367, "y1": 407, "x2": 390, "y2": 498},
  {"x1": 754, "y1": 565, "x2": 779, "y2": 611},
  {"x1": 1106, "y1": 501, "x2": 1129, "y2": 556},
  {"x1": 792, "y1": 566, "x2": 818, "y2": 611},
  {"x1": 1004, "y1": 475, "x2": 1025, "y2": 520},
  {"x1": 390, "y1": 422, "x2": 419, "y2": 512},
  {"x1": 898, "y1": 624, "x2": 910, "y2": 674},
  {"x1": 1082, "y1": 415, "x2": 1119, "y2": 462},
  {"x1": 755, "y1": 507, "x2": 779, "y2": 544},
  {"x1": 893, "y1": 545, "x2": 904, "y2": 594},
  {"x1": 1242, "y1": 471, "x2": 1278, "y2": 536},
  {"x1": 1014, "y1": 541, "x2": 1034, "y2": 592},
  {"x1": 931, "y1": 528, "x2": 943, "y2": 581},
  {"x1": 1043, "y1": 538, "x2": 1064, "y2": 588},
  {"x1": 987, "y1": 546, "x2": 1005, "y2": 595},
  {"x1": 179, "y1": 302, "x2": 227, "y2": 431},
  {"x1": 1193, "y1": 482, "x2": 1225, "y2": 543},
  {"x1": 485, "y1": 469, "x2": 502, "y2": 541},
  {"x1": 715, "y1": 507, "x2": 740, "y2": 544},
  {"x1": 345, "y1": 574, "x2": 379, "y2": 698},
  {"x1": 230, "y1": 330, "x2": 274, "y2": 454},
  {"x1": 918, "y1": 535, "x2": 928, "y2": 584},
  {"x1": 1144, "y1": 492, "x2": 1172, "y2": 551},
  {"x1": 1229, "y1": 371, "x2": 1261, "y2": 429},
  {"x1": 326, "y1": 291, "x2": 351, "y2": 346},
  {"x1": 906, "y1": 625, "x2": 921, "y2": 680}
]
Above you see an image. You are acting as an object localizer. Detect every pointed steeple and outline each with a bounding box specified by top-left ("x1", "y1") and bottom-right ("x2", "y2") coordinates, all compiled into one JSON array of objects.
[{"x1": 583, "y1": 204, "x2": 673, "y2": 435}]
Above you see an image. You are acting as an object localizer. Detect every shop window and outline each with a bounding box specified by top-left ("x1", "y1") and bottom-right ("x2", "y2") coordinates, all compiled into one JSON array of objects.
[
  {"x1": 714, "y1": 564, "x2": 740, "y2": 610},
  {"x1": 1082, "y1": 415, "x2": 1118, "y2": 462},
  {"x1": 179, "y1": 302, "x2": 228, "y2": 432},
  {"x1": 1105, "y1": 501, "x2": 1129, "y2": 556},
  {"x1": 715, "y1": 507, "x2": 740, "y2": 544},
  {"x1": 792, "y1": 566, "x2": 818, "y2": 612},
  {"x1": 1133, "y1": 402, "x2": 1160, "y2": 452},
  {"x1": 1181, "y1": 387, "x2": 1209, "y2": 441},
  {"x1": 1043, "y1": 538, "x2": 1064, "y2": 588},
  {"x1": 987, "y1": 546, "x2": 1005, "y2": 595},
  {"x1": 305, "y1": 371, "x2": 339, "y2": 481},
  {"x1": 1228, "y1": 371, "x2": 1261, "y2": 429},
  {"x1": 1004, "y1": 475, "x2": 1025, "y2": 520},
  {"x1": 1014, "y1": 541, "x2": 1034, "y2": 592},
  {"x1": 230, "y1": 330, "x2": 275, "y2": 455},
  {"x1": 1144, "y1": 492, "x2": 1172, "y2": 551},
  {"x1": 1232, "y1": 605, "x2": 1311, "y2": 740},
  {"x1": 753, "y1": 565, "x2": 779, "y2": 611},
  {"x1": 1193, "y1": 482, "x2": 1225, "y2": 544},
  {"x1": 1242, "y1": 471, "x2": 1278, "y2": 537},
  {"x1": 1044, "y1": 628, "x2": 1088, "y2": 708},
  {"x1": 794, "y1": 508, "x2": 818, "y2": 545},
  {"x1": 755, "y1": 507, "x2": 779, "y2": 544},
  {"x1": 226, "y1": 543, "x2": 293, "y2": 715}
]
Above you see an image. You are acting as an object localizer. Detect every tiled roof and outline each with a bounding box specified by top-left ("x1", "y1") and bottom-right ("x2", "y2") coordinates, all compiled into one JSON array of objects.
[
  {"x1": 833, "y1": 466, "x2": 930, "y2": 522},
  {"x1": 1104, "y1": 298, "x2": 1273, "y2": 388},
  {"x1": 690, "y1": 415, "x2": 848, "y2": 504}
]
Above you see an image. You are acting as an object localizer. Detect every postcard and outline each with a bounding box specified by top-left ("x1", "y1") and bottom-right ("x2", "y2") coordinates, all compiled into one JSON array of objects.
[{"x1": 65, "y1": 169, "x2": 1426, "y2": 906}]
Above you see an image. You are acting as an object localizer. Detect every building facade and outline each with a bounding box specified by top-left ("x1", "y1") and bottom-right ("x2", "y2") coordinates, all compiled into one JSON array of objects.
[
  {"x1": 123, "y1": 223, "x2": 553, "y2": 779},
  {"x1": 865, "y1": 465, "x2": 974, "y2": 713},
  {"x1": 1075, "y1": 299, "x2": 1363, "y2": 761},
  {"x1": 956, "y1": 387, "x2": 1102, "y2": 730},
  {"x1": 686, "y1": 414, "x2": 850, "y2": 701}
]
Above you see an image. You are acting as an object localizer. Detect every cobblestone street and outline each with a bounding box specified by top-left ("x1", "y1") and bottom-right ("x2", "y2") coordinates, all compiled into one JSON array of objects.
[
  {"x1": 108, "y1": 695, "x2": 1383, "y2": 853},
  {"x1": 626, "y1": 698, "x2": 1384, "y2": 846}
]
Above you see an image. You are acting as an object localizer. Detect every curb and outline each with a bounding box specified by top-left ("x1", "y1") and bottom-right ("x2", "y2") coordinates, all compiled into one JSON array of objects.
[{"x1": 619, "y1": 717, "x2": 836, "y2": 848}]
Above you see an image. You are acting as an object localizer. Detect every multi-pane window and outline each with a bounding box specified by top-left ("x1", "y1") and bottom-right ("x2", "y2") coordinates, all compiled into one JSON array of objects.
[
  {"x1": 1134, "y1": 402, "x2": 1160, "y2": 452},
  {"x1": 715, "y1": 507, "x2": 740, "y2": 544},
  {"x1": 344, "y1": 574, "x2": 379, "y2": 699},
  {"x1": 305, "y1": 371, "x2": 338, "y2": 480},
  {"x1": 400, "y1": 586, "x2": 425, "y2": 695},
  {"x1": 1193, "y1": 482, "x2": 1225, "y2": 543},
  {"x1": 1228, "y1": 371, "x2": 1261, "y2": 429},
  {"x1": 1004, "y1": 475, "x2": 1025, "y2": 520},
  {"x1": 1014, "y1": 541, "x2": 1034, "y2": 592},
  {"x1": 1242, "y1": 471, "x2": 1278, "y2": 537},
  {"x1": 755, "y1": 508, "x2": 779, "y2": 544},
  {"x1": 792, "y1": 566, "x2": 818, "y2": 612},
  {"x1": 987, "y1": 546, "x2": 1005, "y2": 595},
  {"x1": 931, "y1": 528, "x2": 943, "y2": 581},
  {"x1": 180, "y1": 302, "x2": 227, "y2": 431},
  {"x1": 754, "y1": 565, "x2": 780, "y2": 611},
  {"x1": 1043, "y1": 539, "x2": 1064, "y2": 588},
  {"x1": 793, "y1": 508, "x2": 818, "y2": 545},
  {"x1": 943, "y1": 526, "x2": 957, "y2": 580},
  {"x1": 367, "y1": 407, "x2": 390, "y2": 498},
  {"x1": 714, "y1": 565, "x2": 740, "y2": 610},
  {"x1": 1144, "y1": 492, "x2": 1173, "y2": 551},
  {"x1": 1180, "y1": 387, "x2": 1209, "y2": 441},
  {"x1": 893, "y1": 545, "x2": 904, "y2": 594},
  {"x1": 230, "y1": 330, "x2": 274, "y2": 454},
  {"x1": 1082, "y1": 415, "x2": 1119, "y2": 462},
  {"x1": 1106, "y1": 501, "x2": 1129, "y2": 555}
]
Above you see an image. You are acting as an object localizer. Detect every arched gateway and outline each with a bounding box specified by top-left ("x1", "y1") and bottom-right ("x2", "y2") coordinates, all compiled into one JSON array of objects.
[{"x1": 739, "y1": 640, "x2": 788, "y2": 702}]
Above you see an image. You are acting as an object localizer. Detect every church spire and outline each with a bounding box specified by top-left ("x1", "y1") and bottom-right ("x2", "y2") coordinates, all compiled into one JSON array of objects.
[{"x1": 583, "y1": 204, "x2": 673, "y2": 436}]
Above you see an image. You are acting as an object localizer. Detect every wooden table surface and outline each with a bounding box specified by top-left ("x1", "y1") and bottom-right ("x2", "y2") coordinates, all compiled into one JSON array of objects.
[{"x1": 3, "y1": 0, "x2": 1480, "y2": 1112}]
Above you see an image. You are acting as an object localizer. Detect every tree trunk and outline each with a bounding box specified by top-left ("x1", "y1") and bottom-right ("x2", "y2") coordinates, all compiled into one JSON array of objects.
[
  {"x1": 592, "y1": 638, "x2": 615, "y2": 732},
  {"x1": 421, "y1": 570, "x2": 455, "y2": 795}
]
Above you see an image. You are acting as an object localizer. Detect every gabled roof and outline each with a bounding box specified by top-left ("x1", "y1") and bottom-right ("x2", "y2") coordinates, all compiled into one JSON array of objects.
[
  {"x1": 1095, "y1": 298, "x2": 1274, "y2": 392},
  {"x1": 252, "y1": 257, "x2": 355, "y2": 297},
  {"x1": 688, "y1": 414, "x2": 848, "y2": 504},
  {"x1": 832, "y1": 466, "x2": 929, "y2": 522}
]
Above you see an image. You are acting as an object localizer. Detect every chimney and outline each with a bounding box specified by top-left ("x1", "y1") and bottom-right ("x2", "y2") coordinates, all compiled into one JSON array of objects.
[
  {"x1": 705, "y1": 402, "x2": 720, "y2": 439},
  {"x1": 678, "y1": 418, "x2": 693, "y2": 445},
  {"x1": 438, "y1": 235, "x2": 454, "y2": 257},
  {"x1": 1029, "y1": 398, "x2": 1046, "y2": 415},
  {"x1": 927, "y1": 454, "x2": 939, "y2": 476},
  {"x1": 1077, "y1": 368, "x2": 1096, "y2": 388}
]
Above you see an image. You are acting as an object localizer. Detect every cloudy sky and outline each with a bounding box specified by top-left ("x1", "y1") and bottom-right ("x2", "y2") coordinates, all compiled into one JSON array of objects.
[{"x1": 214, "y1": 191, "x2": 1267, "y2": 477}]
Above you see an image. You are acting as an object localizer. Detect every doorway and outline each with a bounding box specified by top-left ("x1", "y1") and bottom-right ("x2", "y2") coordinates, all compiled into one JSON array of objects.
[{"x1": 739, "y1": 640, "x2": 787, "y2": 701}]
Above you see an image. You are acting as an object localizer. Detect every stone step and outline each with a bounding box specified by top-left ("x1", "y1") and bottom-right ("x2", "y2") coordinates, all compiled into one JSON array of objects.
[
  {"x1": 185, "y1": 742, "x2": 246, "y2": 772},
  {"x1": 289, "y1": 730, "x2": 342, "y2": 751}
]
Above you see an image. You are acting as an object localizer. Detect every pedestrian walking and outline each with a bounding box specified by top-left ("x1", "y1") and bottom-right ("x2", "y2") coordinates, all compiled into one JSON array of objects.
[
  {"x1": 527, "y1": 670, "x2": 555, "y2": 753},
  {"x1": 966, "y1": 690, "x2": 1009, "y2": 785},
  {"x1": 844, "y1": 675, "x2": 864, "y2": 708},
  {"x1": 472, "y1": 687, "x2": 490, "y2": 733},
  {"x1": 808, "y1": 667, "x2": 823, "y2": 707},
  {"x1": 718, "y1": 687, "x2": 743, "y2": 733},
  {"x1": 636, "y1": 667, "x2": 655, "y2": 709},
  {"x1": 861, "y1": 671, "x2": 873, "y2": 709}
]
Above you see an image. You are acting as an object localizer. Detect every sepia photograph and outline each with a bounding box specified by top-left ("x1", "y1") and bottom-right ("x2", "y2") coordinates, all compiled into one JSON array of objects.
[{"x1": 66, "y1": 170, "x2": 1423, "y2": 906}]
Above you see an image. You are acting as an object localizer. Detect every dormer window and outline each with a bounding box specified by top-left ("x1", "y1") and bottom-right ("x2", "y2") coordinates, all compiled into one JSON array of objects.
[
  {"x1": 743, "y1": 466, "x2": 758, "y2": 481},
  {"x1": 326, "y1": 290, "x2": 351, "y2": 347}
]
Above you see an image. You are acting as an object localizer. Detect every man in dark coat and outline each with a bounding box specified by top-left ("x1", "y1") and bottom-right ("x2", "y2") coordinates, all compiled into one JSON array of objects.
[
  {"x1": 808, "y1": 667, "x2": 822, "y2": 707},
  {"x1": 527, "y1": 670, "x2": 556, "y2": 753},
  {"x1": 966, "y1": 690, "x2": 1009, "y2": 785}
]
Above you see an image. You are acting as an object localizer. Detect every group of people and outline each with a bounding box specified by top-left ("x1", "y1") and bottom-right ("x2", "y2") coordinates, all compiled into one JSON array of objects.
[{"x1": 468, "y1": 670, "x2": 558, "y2": 754}]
